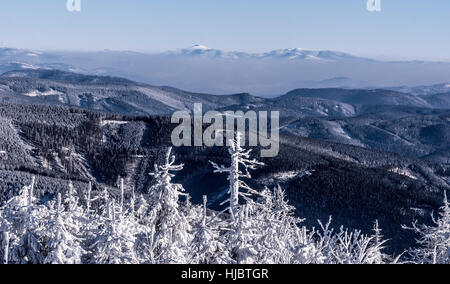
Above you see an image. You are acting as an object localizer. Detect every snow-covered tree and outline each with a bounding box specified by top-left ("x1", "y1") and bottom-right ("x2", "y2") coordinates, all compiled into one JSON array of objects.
[
  {"x1": 64, "y1": 181, "x2": 84, "y2": 215},
  {"x1": 190, "y1": 196, "x2": 233, "y2": 264},
  {"x1": 85, "y1": 181, "x2": 93, "y2": 214},
  {"x1": 290, "y1": 226, "x2": 325, "y2": 264},
  {"x1": 403, "y1": 192, "x2": 450, "y2": 264},
  {"x1": 210, "y1": 133, "x2": 268, "y2": 264},
  {"x1": 2, "y1": 177, "x2": 47, "y2": 264},
  {"x1": 211, "y1": 132, "x2": 264, "y2": 221},
  {"x1": 58, "y1": 181, "x2": 87, "y2": 244},
  {"x1": 134, "y1": 194, "x2": 149, "y2": 222},
  {"x1": 0, "y1": 212, "x2": 11, "y2": 264},
  {"x1": 315, "y1": 217, "x2": 388, "y2": 264},
  {"x1": 91, "y1": 200, "x2": 140, "y2": 264},
  {"x1": 255, "y1": 186, "x2": 323, "y2": 264},
  {"x1": 146, "y1": 147, "x2": 192, "y2": 264},
  {"x1": 41, "y1": 193, "x2": 85, "y2": 264}
]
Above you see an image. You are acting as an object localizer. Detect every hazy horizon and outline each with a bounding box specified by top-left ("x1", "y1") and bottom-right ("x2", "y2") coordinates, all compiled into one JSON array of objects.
[
  {"x1": 1, "y1": 0, "x2": 449, "y2": 95},
  {"x1": 1, "y1": 1, "x2": 449, "y2": 61},
  {"x1": 2, "y1": 44, "x2": 450, "y2": 63}
]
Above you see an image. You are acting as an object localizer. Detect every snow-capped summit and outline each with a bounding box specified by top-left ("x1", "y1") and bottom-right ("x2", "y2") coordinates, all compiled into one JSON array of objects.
[{"x1": 189, "y1": 44, "x2": 213, "y2": 51}]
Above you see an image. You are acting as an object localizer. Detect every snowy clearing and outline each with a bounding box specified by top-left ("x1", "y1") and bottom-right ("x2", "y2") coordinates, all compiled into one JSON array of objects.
[
  {"x1": 100, "y1": 120, "x2": 129, "y2": 127},
  {"x1": 389, "y1": 167, "x2": 418, "y2": 180}
]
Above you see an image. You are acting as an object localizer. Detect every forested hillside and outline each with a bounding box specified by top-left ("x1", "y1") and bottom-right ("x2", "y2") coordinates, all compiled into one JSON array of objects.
[{"x1": 0, "y1": 102, "x2": 448, "y2": 254}]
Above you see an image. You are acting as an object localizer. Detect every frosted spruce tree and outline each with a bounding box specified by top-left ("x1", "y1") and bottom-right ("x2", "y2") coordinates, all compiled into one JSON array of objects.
[
  {"x1": 190, "y1": 196, "x2": 233, "y2": 264},
  {"x1": 256, "y1": 186, "x2": 323, "y2": 264},
  {"x1": 91, "y1": 199, "x2": 140, "y2": 264},
  {"x1": 1, "y1": 177, "x2": 47, "y2": 264},
  {"x1": 82, "y1": 181, "x2": 105, "y2": 243},
  {"x1": 41, "y1": 193, "x2": 85, "y2": 264},
  {"x1": 62, "y1": 181, "x2": 86, "y2": 238},
  {"x1": 134, "y1": 193, "x2": 150, "y2": 222},
  {"x1": 210, "y1": 132, "x2": 264, "y2": 221},
  {"x1": 210, "y1": 132, "x2": 266, "y2": 264},
  {"x1": 147, "y1": 147, "x2": 192, "y2": 264},
  {"x1": 403, "y1": 192, "x2": 450, "y2": 264}
]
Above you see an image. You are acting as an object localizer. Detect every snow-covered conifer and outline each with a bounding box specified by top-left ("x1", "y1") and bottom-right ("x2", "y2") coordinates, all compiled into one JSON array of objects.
[
  {"x1": 3, "y1": 177, "x2": 47, "y2": 264},
  {"x1": 41, "y1": 193, "x2": 85, "y2": 264},
  {"x1": 147, "y1": 147, "x2": 192, "y2": 264},
  {"x1": 91, "y1": 200, "x2": 139, "y2": 264},
  {"x1": 190, "y1": 196, "x2": 233, "y2": 264},
  {"x1": 403, "y1": 192, "x2": 450, "y2": 264},
  {"x1": 0, "y1": 213, "x2": 10, "y2": 264},
  {"x1": 211, "y1": 132, "x2": 264, "y2": 221},
  {"x1": 255, "y1": 186, "x2": 322, "y2": 264}
]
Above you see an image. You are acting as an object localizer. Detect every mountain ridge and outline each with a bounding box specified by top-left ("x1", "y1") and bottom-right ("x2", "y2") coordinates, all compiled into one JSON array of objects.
[
  {"x1": 2, "y1": 69, "x2": 437, "y2": 119},
  {"x1": 163, "y1": 44, "x2": 374, "y2": 62}
]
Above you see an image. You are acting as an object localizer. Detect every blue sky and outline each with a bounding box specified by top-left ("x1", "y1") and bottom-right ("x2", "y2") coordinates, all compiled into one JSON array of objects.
[{"x1": 0, "y1": 0, "x2": 449, "y2": 60}]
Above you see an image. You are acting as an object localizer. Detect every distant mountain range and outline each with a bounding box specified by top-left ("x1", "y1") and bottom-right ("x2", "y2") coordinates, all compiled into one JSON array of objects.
[
  {"x1": 1, "y1": 46, "x2": 450, "y2": 95},
  {"x1": 0, "y1": 45, "x2": 372, "y2": 63},
  {"x1": 163, "y1": 44, "x2": 372, "y2": 62}
]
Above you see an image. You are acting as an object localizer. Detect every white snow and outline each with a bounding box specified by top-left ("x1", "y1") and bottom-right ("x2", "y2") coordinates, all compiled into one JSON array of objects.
[
  {"x1": 10, "y1": 62, "x2": 39, "y2": 70},
  {"x1": 100, "y1": 120, "x2": 129, "y2": 127},
  {"x1": 189, "y1": 44, "x2": 212, "y2": 51},
  {"x1": 390, "y1": 167, "x2": 418, "y2": 180},
  {"x1": 135, "y1": 86, "x2": 189, "y2": 111},
  {"x1": 24, "y1": 88, "x2": 64, "y2": 102},
  {"x1": 52, "y1": 152, "x2": 65, "y2": 171},
  {"x1": 410, "y1": 207, "x2": 427, "y2": 217},
  {"x1": 131, "y1": 155, "x2": 146, "y2": 158},
  {"x1": 273, "y1": 171, "x2": 303, "y2": 181},
  {"x1": 257, "y1": 170, "x2": 314, "y2": 185}
]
